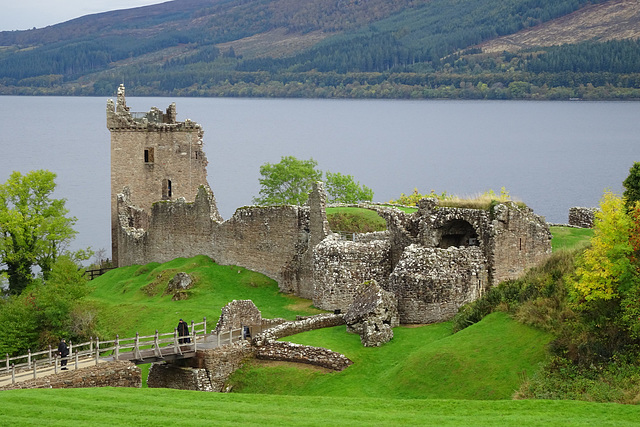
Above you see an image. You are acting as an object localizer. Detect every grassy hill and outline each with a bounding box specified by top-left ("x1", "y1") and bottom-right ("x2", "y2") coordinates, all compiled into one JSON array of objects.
[
  {"x1": 1, "y1": 0, "x2": 638, "y2": 99},
  {"x1": 4, "y1": 227, "x2": 639, "y2": 425}
]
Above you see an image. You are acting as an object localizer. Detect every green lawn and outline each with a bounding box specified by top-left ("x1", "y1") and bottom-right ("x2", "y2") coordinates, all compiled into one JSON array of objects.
[
  {"x1": 1, "y1": 388, "x2": 638, "y2": 426},
  {"x1": 550, "y1": 226, "x2": 593, "y2": 251},
  {"x1": 230, "y1": 312, "x2": 551, "y2": 400}
]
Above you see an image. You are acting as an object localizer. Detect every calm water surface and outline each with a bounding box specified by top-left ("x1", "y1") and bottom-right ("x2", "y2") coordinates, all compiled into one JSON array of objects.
[{"x1": 0, "y1": 96, "x2": 638, "y2": 255}]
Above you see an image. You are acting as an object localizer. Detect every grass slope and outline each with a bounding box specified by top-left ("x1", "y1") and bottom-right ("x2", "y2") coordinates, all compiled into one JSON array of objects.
[
  {"x1": 86, "y1": 255, "x2": 323, "y2": 339},
  {"x1": 550, "y1": 226, "x2": 594, "y2": 251},
  {"x1": 230, "y1": 312, "x2": 551, "y2": 400},
  {"x1": 1, "y1": 388, "x2": 639, "y2": 426}
]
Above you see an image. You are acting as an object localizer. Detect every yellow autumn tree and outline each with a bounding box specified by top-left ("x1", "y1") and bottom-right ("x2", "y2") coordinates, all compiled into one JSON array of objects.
[{"x1": 571, "y1": 191, "x2": 637, "y2": 303}]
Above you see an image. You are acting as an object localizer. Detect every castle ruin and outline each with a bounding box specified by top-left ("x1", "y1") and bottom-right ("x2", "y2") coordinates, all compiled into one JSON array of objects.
[{"x1": 108, "y1": 86, "x2": 552, "y2": 324}]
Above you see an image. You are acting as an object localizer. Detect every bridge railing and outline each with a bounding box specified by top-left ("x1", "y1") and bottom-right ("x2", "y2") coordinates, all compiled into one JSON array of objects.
[
  {"x1": 1, "y1": 318, "x2": 209, "y2": 375},
  {"x1": 0, "y1": 318, "x2": 259, "y2": 386}
]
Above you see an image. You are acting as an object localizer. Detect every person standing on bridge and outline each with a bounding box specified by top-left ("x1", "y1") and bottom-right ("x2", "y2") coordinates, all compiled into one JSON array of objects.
[
  {"x1": 177, "y1": 319, "x2": 190, "y2": 344},
  {"x1": 57, "y1": 338, "x2": 69, "y2": 370}
]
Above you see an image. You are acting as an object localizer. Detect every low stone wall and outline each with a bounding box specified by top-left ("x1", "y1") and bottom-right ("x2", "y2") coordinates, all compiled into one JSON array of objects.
[
  {"x1": 569, "y1": 207, "x2": 598, "y2": 228},
  {"x1": 0, "y1": 361, "x2": 140, "y2": 390},
  {"x1": 253, "y1": 313, "x2": 345, "y2": 345},
  {"x1": 192, "y1": 341, "x2": 255, "y2": 392},
  {"x1": 254, "y1": 341, "x2": 352, "y2": 371}
]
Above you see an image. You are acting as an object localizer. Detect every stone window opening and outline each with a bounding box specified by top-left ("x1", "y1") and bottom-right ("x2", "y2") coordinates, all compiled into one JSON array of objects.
[
  {"x1": 144, "y1": 148, "x2": 154, "y2": 163},
  {"x1": 162, "y1": 179, "x2": 172, "y2": 199},
  {"x1": 437, "y1": 219, "x2": 479, "y2": 249}
]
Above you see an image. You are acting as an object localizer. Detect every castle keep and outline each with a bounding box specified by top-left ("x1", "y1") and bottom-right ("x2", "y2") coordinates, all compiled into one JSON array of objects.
[
  {"x1": 107, "y1": 85, "x2": 222, "y2": 265},
  {"x1": 108, "y1": 87, "x2": 552, "y2": 323}
]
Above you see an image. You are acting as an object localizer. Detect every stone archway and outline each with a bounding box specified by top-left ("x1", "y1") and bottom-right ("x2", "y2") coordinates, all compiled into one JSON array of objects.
[{"x1": 436, "y1": 219, "x2": 479, "y2": 248}]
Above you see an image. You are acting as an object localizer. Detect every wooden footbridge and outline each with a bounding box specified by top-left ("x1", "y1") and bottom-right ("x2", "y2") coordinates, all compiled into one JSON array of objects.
[{"x1": 0, "y1": 318, "x2": 258, "y2": 387}]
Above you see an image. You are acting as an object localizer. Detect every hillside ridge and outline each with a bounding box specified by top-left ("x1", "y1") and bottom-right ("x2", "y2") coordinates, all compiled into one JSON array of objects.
[{"x1": 480, "y1": 0, "x2": 640, "y2": 53}]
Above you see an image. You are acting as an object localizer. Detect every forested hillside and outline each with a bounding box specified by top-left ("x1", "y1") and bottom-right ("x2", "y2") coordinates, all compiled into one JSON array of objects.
[{"x1": 0, "y1": 0, "x2": 638, "y2": 99}]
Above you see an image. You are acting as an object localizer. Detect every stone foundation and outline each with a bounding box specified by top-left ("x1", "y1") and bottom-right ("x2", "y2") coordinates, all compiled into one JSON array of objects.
[
  {"x1": 254, "y1": 341, "x2": 352, "y2": 371},
  {"x1": 0, "y1": 361, "x2": 141, "y2": 390}
]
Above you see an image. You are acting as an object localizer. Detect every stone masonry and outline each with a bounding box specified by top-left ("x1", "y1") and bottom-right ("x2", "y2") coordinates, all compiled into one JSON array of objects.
[
  {"x1": 109, "y1": 89, "x2": 552, "y2": 325},
  {"x1": 108, "y1": 84, "x2": 222, "y2": 265},
  {"x1": 0, "y1": 361, "x2": 141, "y2": 390},
  {"x1": 569, "y1": 207, "x2": 598, "y2": 228}
]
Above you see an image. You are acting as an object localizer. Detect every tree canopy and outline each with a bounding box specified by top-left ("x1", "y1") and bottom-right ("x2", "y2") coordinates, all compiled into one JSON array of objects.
[
  {"x1": 254, "y1": 156, "x2": 374, "y2": 206},
  {"x1": 623, "y1": 162, "x2": 640, "y2": 210},
  {"x1": 0, "y1": 170, "x2": 77, "y2": 294}
]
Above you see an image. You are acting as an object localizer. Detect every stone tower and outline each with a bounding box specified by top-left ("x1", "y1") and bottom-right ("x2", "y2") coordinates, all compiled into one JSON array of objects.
[{"x1": 107, "y1": 85, "x2": 220, "y2": 265}]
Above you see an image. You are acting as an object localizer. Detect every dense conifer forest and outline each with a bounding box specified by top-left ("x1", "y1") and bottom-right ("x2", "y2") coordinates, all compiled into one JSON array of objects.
[{"x1": 0, "y1": 0, "x2": 638, "y2": 99}]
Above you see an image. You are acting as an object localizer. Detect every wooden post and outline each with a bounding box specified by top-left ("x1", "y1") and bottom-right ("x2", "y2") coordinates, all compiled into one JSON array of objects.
[
  {"x1": 69, "y1": 341, "x2": 73, "y2": 358},
  {"x1": 191, "y1": 321, "x2": 196, "y2": 351},
  {"x1": 11, "y1": 364, "x2": 15, "y2": 384},
  {"x1": 95, "y1": 337, "x2": 100, "y2": 365},
  {"x1": 48, "y1": 345, "x2": 52, "y2": 365},
  {"x1": 174, "y1": 328, "x2": 182, "y2": 355},
  {"x1": 27, "y1": 349, "x2": 31, "y2": 368},
  {"x1": 5, "y1": 353, "x2": 9, "y2": 372},
  {"x1": 115, "y1": 335, "x2": 120, "y2": 361},
  {"x1": 203, "y1": 317, "x2": 207, "y2": 336},
  {"x1": 90, "y1": 337, "x2": 93, "y2": 353},
  {"x1": 75, "y1": 352, "x2": 79, "y2": 370},
  {"x1": 134, "y1": 332, "x2": 140, "y2": 360},
  {"x1": 154, "y1": 330, "x2": 160, "y2": 358}
]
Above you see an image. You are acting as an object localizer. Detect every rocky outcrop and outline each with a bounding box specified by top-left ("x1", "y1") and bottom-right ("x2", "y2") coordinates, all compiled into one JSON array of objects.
[{"x1": 166, "y1": 272, "x2": 193, "y2": 300}]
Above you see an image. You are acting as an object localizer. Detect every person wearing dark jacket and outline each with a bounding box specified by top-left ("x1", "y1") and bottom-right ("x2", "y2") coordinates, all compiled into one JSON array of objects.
[
  {"x1": 177, "y1": 319, "x2": 190, "y2": 344},
  {"x1": 58, "y1": 338, "x2": 69, "y2": 370}
]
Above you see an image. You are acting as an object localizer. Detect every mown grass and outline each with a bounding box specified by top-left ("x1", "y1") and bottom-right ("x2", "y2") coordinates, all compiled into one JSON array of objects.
[
  {"x1": 229, "y1": 312, "x2": 551, "y2": 400},
  {"x1": 85, "y1": 255, "x2": 324, "y2": 340},
  {"x1": 1, "y1": 387, "x2": 639, "y2": 426},
  {"x1": 549, "y1": 226, "x2": 593, "y2": 252}
]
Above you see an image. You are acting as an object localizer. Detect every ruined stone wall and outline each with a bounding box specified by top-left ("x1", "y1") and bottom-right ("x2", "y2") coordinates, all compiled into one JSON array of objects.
[
  {"x1": 313, "y1": 235, "x2": 392, "y2": 311},
  {"x1": 108, "y1": 85, "x2": 221, "y2": 265},
  {"x1": 254, "y1": 341, "x2": 352, "y2": 371},
  {"x1": 253, "y1": 313, "x2": 346, "y2": 344},
  {"x1": 489, "y1": 203, "x2": 552, "y2": 284},
  {"x1": 387, "y1": 245, "x2": 488, "y2": 324},
  {"x1": 0, "y1": 361, "x2": 140, "y2": 390},
  {"x1": 116, "y1": 183, "x2": 330, "y2": 297},
  {"x1": 214, "y1": 300, "x2": 262, "y2": 334},
  {"x1": 212, "y1": 206, "x2": 312, "y2": 296},
  {"x1": 192, "y1": 342, "x2": 255, "y2": 392},
  {"x1": 569, "y1": 207, "x2": 598, "y2": 228},
  {"x1": 117, "y1": 186, "x2": 218, "y2": 267}
]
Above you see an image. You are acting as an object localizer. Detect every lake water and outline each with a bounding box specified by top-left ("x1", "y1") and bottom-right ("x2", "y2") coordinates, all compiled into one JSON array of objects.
[{"x1": 0, "y1": 96, "x2": 638, "y2": 257}]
